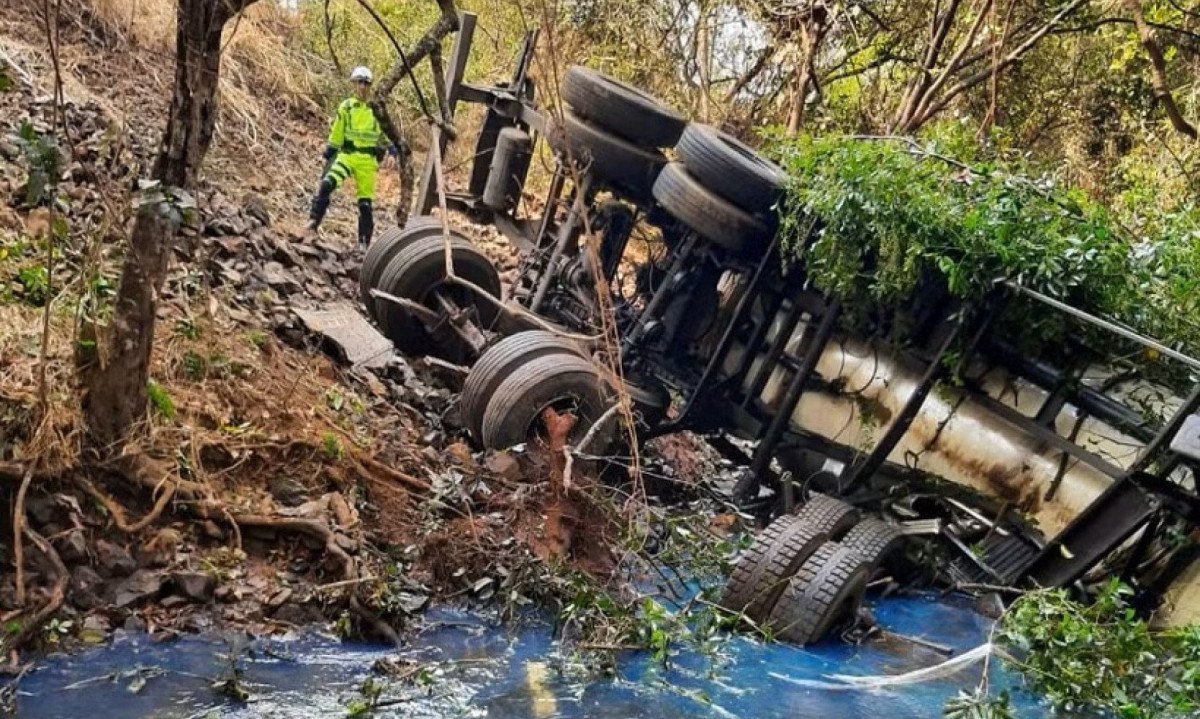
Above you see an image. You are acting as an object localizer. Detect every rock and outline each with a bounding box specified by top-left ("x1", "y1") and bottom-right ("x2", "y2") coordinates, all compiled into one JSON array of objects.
[
  {"x1": 112, "y1": 569, "x2": 164, "y2": 608},
  {"x1": 160, "y1": 595, "x2": 190, "y2": 609},
  {"x1": 268, "y1": 475, "x2": 309, "y2": 507},
  {"x1": 270, "y1": 600, "x2": 325, "y2": 625},
  {"x1": 95, "y1": 538, "x2": 137, "y2": 578},
  {"x1": 265, "y1": 587, "x2": 292, "y2": 610},
  {"x1": 242, "y1": 192, "x2": 271, "y2": 226},
  {"x1": 212, "y1": 236, "x2": 247, "y2": 257},
  {"x1": 484, "y1": 452, "x2": 522, "y2": 482},
  {"x1": 79, "y1": 614, "x2": 110, "y2": 644},
  {"x1": 258, "y1": 262, "x2": 301, "y2": 295},
  {"x1": 392, "y1": 591, "x2": 429, "y2": 615},
  {"x1": 170, "y1": 571, "x2": 216, "y2": 603},
  {"x1": 26, "y1": 494, "x2": 58, "y2": 525},
  {"x1": 53, "y1": 529, "x2": 89, "y2": 564},
  {"x1": 314, "y1": 240, "x2": 342, "y2": 258},
  {"x1": 272, "y1": 241, "x2": 304, "y2": 268},
  {"x1": 206, "y1": 213, "x2": 248, "y2": 236},
  {"x1": 294, "y1": 243, "x2": 323, "y2": 259},
  {"x1": 123, "y1": 615, "x2": 147, "y2": 632},
  {"x1": 70, "y1": 565, "x2": 105, "y2": 610}
]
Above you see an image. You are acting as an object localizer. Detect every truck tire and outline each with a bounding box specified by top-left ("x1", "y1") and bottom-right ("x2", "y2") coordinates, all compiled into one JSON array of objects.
[
  {"x1": 562, "y1": 65, "x2": 686, "y2": 148},
  {"x1": 675, "y1": 123, "x2": 787, "y2": 217},
  {"x1": 359, "y1": 216, "x2": 443, "y2": 314},
  {"x1": 840, "y1": 518, "x2": 904, "y2": 573},
  {"x1": 651, "y1": 162, "x2": 771, "y2": 254},
  {"x1": 481, "y1": 353, "x2": 611, "y2": 450},
  {"x1": 376, "y1": 234, "x2": 501, "y2": 361},
  {"x1": 551, "y1": 110, "x2": 668, "y2": 201},
  {"x1": 767, "y1": 541, "x2": 870, "y2": 645},
  {"x1": 791, "y1": 493, "x2": 860, "y2": 540},
  {"x1": 461, "y1": 331, "x2": 585, "y2": 443},
  {"x1": 721, "y1": 515, "x2": 828, "y2": 622}
]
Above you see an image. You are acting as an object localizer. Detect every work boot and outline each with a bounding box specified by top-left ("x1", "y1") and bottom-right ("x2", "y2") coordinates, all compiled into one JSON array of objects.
[
  {"x1": 357, "y1": 198, "x2": 374, "y2": 252},
  {"x1": 306, "y1": 179, "x2": 334, "y2": 241}
]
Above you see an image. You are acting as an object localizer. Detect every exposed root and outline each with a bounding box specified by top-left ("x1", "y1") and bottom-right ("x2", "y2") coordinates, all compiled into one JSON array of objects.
[
  {"x1": 0, "y1": 527, "x2": 68, "y2": 658},
  {"x1": 75, "y1": 474, "x2": 176, "y2": 533},
  {"x1": 12, "y1": 466, "x2": 34, "y2": 606},
  {"x1": 352, "y1": 452, "x2": 431, "y2": 494}
]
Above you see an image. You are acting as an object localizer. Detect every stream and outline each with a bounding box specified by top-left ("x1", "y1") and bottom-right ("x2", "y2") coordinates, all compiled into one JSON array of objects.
[{"x1": 11, "y1": 592, "x2": 1076, "y2": 718}]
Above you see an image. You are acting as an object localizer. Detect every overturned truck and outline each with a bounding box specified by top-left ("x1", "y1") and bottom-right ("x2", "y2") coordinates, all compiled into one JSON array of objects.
[{"x1": 360, "y1": 16, "x2": 1200, "y2": 643}]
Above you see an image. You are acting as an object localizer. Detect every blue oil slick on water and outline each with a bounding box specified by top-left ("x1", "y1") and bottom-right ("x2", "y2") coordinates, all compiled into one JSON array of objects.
[{"x1": 15, "y1": 594, "x2": 1072, "y2": 718}]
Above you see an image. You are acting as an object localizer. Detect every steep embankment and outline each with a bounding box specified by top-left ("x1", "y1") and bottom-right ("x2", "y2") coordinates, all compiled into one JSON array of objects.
[{"x1": 0, "y1": 1, "x2": 555, "y2": 662}]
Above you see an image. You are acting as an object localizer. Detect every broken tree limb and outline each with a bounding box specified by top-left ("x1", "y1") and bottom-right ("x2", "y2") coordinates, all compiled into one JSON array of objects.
[{"x1": 373, "y1": 0, "x2": 459, "y2": 99}]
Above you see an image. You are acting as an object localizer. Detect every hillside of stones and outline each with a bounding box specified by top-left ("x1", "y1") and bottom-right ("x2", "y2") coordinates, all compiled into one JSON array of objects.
[{"x1": 0, "y1": 15, "x2": 558, "y2": 655}]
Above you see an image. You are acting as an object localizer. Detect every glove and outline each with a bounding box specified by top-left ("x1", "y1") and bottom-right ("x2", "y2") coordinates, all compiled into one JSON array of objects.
[{"x1": 322, "y1": 144, "x2": 337, "y2": 161}]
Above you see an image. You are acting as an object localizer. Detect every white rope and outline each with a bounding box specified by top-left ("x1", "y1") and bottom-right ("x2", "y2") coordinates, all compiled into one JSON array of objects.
[{"x1": 767, "y1": 642, "x2": 997, "y2": 691}]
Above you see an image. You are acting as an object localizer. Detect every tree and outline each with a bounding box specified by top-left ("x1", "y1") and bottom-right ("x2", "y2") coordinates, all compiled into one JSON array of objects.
[{"x1": 81, "y1": 0, "x2": 260, "y2": 449}]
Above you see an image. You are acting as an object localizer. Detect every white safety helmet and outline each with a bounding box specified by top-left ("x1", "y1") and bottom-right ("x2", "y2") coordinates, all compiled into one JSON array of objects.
[{"x1": 350, "y1": 66, "x2": 373, "y2": 84}]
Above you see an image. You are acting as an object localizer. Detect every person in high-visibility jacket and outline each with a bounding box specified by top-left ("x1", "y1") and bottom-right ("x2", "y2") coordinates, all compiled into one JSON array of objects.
[{"x1": 306, "y1": 66, "x2": 393, "y2": 248}]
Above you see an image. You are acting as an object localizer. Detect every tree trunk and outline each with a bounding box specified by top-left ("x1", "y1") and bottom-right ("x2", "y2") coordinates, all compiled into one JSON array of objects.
[
  {"x1": 1124, "y1": 0, "x2": 1197, "y2": 140},
  {"x1": 82, "y1": 0, "x2": 257, "y2": 449},
  {"x1": 696, "y1": 7, "x2": 713, "y2": 122},
  {"x1": 787, "y1": 23, "x2": 826, "y2": 135}
]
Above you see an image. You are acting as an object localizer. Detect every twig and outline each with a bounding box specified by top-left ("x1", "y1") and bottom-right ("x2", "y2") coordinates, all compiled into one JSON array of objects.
[{"x1": 563, "y1": 403, "x2": 622, "y2": 488}]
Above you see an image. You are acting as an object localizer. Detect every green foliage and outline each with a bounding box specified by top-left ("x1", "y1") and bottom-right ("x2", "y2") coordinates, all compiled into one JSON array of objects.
[
  {"x1": 174, "y1": 318, "x2": 202, "y2": 341},
  {"x1": 997, "y1": 580, "x2": 1200, "y2": 718},
  {"x1": 43, "y1": 618, "x2": 73, "y2": 645},
  {"x1": 247, "y1": 330, "x2": 268, "y2": 349},
  {"x1": 12, "y1": 122, "x2": 62, "y2": 207},
  {"x1": 322, "y1": 432, "x2": 343, "y2": 461},
  {"x1": 17, "y1": 265, "x2": 49, "y2": 305},
  {"x1": 146, "y1": 380, "x2": 176, "y2": 419},
  {"x1": 943, "y1": 689, "x2": 1013, "y2": 719},
  {"x1": 773, "y1": 135, "x2": 1200, "y2": 359}
]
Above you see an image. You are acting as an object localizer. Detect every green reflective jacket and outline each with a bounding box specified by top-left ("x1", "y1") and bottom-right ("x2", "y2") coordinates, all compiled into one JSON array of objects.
[{"x1": 328, "y1": 98, "x2": 383, "y2": 153}]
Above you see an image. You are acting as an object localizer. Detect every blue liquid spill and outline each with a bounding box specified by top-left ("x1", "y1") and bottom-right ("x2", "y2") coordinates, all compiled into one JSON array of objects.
[{"x1": 14, "y1": 594, "x2": 1074, "y2": 718}]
